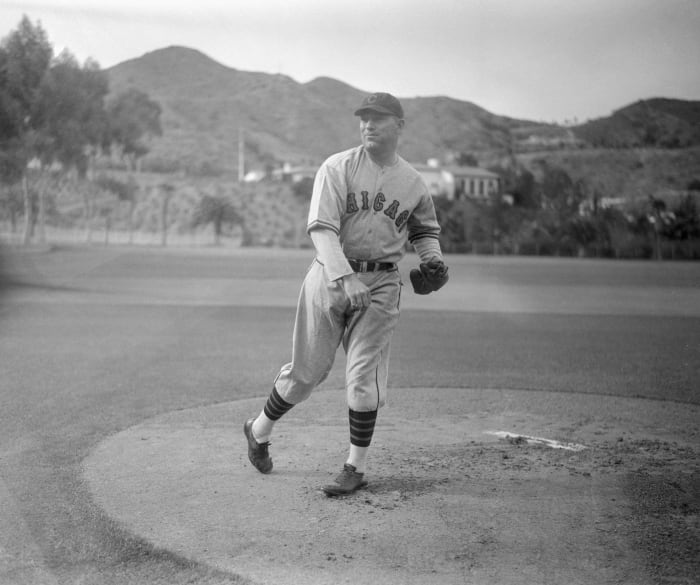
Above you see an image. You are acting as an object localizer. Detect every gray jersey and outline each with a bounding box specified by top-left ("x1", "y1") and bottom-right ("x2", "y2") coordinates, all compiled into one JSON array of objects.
[{"x1": 307, "y1": 146, "x2": 441, "y2": 264}]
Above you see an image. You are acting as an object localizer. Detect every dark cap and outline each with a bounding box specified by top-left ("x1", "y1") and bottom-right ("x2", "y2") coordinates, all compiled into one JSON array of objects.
[{"x1": 354, "y1": 92, "x2": 404, "y2": 118}]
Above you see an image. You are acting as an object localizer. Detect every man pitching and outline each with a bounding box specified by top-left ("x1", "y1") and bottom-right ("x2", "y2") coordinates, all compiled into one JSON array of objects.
[{"x1": 243, "y1": 92, "x2": 449, "y2": 496}]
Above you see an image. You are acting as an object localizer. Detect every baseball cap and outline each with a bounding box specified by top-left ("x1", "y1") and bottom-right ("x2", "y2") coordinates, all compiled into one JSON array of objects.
[{"x1": 354, "y1": 92, "x2": 404, "y2": 118}]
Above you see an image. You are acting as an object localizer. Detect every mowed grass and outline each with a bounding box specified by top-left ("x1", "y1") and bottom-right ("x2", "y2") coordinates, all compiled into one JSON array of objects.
[{"x1": 1, "y1": 244, "x2": 699, "y2": 585}]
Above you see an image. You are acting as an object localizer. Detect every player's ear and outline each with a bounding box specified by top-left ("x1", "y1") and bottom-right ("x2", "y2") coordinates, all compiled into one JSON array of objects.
[{"x1": 396, "y1": 118, "x2": 405, "y2": 131}]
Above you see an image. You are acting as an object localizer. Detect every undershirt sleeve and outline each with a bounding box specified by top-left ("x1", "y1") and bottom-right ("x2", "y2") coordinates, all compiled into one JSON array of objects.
[
  {"x1": 309, "y1": 228, "x2": 354, "y2": 281},
  {"x1": 307, "y1": 161, "x2": 344, "y2": 235},
  {"x1": 412, "y1": 236, "x2": 443, "y2": 263}
]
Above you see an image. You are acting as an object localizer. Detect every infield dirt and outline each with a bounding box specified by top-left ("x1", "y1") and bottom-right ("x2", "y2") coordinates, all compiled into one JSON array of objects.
[{"x1": 84, "y1": 387, "x2": 700, "y2": 585}]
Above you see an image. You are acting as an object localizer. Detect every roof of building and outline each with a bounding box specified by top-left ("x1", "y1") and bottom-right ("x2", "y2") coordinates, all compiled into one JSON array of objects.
[
  {"x1": 412, "y1": 163, "x2": 500, "y2": 180},
  {"x1": 442, "y1": 165, "x2": 500, "y2": 179}
]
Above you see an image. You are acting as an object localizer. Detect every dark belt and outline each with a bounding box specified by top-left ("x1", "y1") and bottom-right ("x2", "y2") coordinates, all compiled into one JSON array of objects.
[{"x1": 348, "y1": 259, "x2": 396, "y2": 272}]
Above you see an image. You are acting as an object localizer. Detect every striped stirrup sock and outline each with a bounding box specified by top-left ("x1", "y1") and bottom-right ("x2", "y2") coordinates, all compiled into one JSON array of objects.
[
  {"x1": 349, "y1": 408, "x2": 377, "y2": 447},
  {"x1": 263, "y1": 387, "x2": 294, "y2": 421}
]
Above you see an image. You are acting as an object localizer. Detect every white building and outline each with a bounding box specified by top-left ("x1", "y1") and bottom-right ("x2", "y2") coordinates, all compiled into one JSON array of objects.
[{"x1": 413, "y1": 163, "x2": 501, "y2": 201}]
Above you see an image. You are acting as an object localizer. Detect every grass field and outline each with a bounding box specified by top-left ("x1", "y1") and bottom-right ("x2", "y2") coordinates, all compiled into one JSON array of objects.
[{"x1": 0, "y1": 244, "x2": 699, "y2": 584}]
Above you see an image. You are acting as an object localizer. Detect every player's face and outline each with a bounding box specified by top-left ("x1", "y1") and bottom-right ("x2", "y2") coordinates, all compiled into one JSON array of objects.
[{"x1": 359, "y1": 112, "x2": 404, "y2": 157}]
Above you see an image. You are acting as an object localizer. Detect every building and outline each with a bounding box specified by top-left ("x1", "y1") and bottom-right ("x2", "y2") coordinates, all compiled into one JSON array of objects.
[
  {"x1": 271, "y1": 164, "x2": 318, "y2": 183},
  {"x1": 245, "y1": 160, "x2": 503, "y2": 204},
  {"x1": 243, "y1": 163, "x2": 318, "y2": 184},
  {"x1": 413, "y1": 163, "x2": 501, "y2": 201},
  {"x1": 447, "y1": 165, "x2": 501, "y2": 201},
  {"x1": 411, "y1": 164, "x2": 454, "y2": 198}
]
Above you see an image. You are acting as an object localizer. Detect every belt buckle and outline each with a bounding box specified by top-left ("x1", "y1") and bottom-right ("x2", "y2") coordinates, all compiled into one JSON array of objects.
[{"x1": 360, "y1": 260, "x2": 368, "y2": 272}]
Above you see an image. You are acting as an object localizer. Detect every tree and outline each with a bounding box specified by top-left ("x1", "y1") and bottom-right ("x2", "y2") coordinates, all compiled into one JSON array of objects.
[
  {"x1": 1, "y1": 17, "x2": 111, "y2": 245},
  {"x1": 433, "y1": 196, "x2": 465, "y2": 253},
  {"x1": 0, "y1": 16, "x2": 53, "y2": 244},
  {"x1": 191, "y1": 192, "x2": 243, "y2": 245},
  {"x1": 687, "y1": 178, "x2": 700, "y2": 192},
  {"x1": 643, "y1": 196, "x2": 675, "y2": 260},
  {"x1": 500, "y1": 166, "x2": 537, "y2": 209},
  {"x1": 454, "y1": 152, "x2": 479, "y2": 167},
  {"x1": 28, "y1": 50, "x2": 109, "y2": 242},
  {"x1": 94, "y1": 173, "x2": 138, "y2": 244},
  {"x1": 0, "y1": 183, "x2": 24, "y2": 233},
  {"x1": 660, "y1": 195, "x2": 700, "y2": 258},
  {"x1": 291, "y1": 176, "x2": 314, "y2": 200},
  {"x1": 33, "y1": 50, "x2": 109, "y2": 175},
  {"x1": 605, "y1": 208, "x2": 640, "y2": 258},
  {"x1": 0, "y1": 145, "x2": 24, "y2": 189},
  {"x1": 0, "y1": 17, "x2": 52, "y2": 136},
  {"x1": 106, "y1": 88, "x2": 162, "y2": 172},
  {"x1": 0, "y1": 40, "x2": 27, "y2": 188},
  {"x1": 536, "y1": 163, "x2": 586, "y2": 255},
  {"x1": 500, "y1": 206, "x2": 533, "y2": 255},
  {"x1": 158, "y1": 183, "x2": 174, "y2": 246}
]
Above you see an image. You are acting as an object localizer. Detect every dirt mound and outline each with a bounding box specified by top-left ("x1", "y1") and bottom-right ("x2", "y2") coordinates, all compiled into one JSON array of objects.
[{"x1": 84, "y1": 388, "x2": 700, "y2": 585}]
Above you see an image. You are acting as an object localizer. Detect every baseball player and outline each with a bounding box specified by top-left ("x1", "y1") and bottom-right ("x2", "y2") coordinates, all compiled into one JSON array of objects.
[{"x1": 244, "y1": 92, "x2": 449, "y2": 496}]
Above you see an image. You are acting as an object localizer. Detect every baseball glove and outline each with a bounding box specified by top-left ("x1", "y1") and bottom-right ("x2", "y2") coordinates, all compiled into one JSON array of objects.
[{"x1": 409, "y1": 259, "x2": 449, "y2": 295}]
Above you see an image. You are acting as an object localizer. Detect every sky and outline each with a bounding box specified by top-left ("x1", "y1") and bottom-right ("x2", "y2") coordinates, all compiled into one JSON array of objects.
[{"x1": 2, "y1": 0, "x2": 699, "y2": 123}]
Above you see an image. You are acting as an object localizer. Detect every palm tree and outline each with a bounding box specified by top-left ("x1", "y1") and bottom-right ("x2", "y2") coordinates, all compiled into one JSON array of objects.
[{"x1": 191, "y1": 193, "x2": 243, "y2": 245}]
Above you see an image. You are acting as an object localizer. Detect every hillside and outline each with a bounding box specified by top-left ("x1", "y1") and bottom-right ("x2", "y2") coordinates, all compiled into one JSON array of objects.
[
  {"x1": 105, "y1": 46, "x2": 700, "y2": 205},
  {"x1": 573, "y1": 98, "x2": 700, "y2": 148},
  {"x1": 517, "y1": 146, "x2": 700, "y2": 206},
  {"x1": 107, "y1": 46, "x2": 346, "y2": 174},
  {"x1": 106, "y1": 46, "x2": 547, "y2": 173}
]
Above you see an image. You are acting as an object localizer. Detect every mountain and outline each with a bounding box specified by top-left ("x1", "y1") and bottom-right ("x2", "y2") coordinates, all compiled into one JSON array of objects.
[
  {"x1": 106, "y1": 46, "x2": 544, "y2": 174},
  {"x1": 106, "y1": 46, "x2": 700, "y2": 180},
  {"x1": 573, "y1": 98, "x2": 700, "y2": 149}
]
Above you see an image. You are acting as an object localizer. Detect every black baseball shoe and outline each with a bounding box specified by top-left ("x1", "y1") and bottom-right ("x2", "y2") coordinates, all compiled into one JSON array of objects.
[
  {"x1": 243, "y1": 418, "x2": 273, "y2": 474},
  {"x1": 322, "y1": 464, "x2": 368, "y2": 496}
]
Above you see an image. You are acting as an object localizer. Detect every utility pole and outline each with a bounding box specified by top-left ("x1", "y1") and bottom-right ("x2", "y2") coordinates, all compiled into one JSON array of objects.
[{"x1": 238, "y1": 128, "x2": 245, "y2": 182}]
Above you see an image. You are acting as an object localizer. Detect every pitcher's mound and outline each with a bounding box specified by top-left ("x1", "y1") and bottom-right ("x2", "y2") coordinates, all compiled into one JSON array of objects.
[{"x1": 84, "y1": 388, "x2": 700, "y2": 585}]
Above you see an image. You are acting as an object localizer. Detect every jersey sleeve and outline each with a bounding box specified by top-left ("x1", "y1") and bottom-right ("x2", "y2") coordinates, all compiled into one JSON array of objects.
[
  {"x1": 407, "y1": 178, "x2": 441, "y2": 247},
  {"x1": 307, "y1": 158, "x2": 346, "y2": 235}
]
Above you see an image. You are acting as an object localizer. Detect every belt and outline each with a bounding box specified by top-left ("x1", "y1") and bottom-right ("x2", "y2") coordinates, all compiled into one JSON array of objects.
[{"x1": 348, "y1": 259, "x2": 396, "y2": 272}]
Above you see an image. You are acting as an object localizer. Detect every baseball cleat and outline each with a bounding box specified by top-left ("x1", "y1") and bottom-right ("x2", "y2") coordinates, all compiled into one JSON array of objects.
[
  {"x1": 243, "y1": 418, "x2": 273, "y2": 474},
  {"x1": 322, "y1": 464, "x2": 368, "y2": 496}
]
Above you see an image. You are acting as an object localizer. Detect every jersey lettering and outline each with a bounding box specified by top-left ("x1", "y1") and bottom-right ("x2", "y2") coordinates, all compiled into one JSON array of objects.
[
  {"x1": 346, "y1": 192, "x2": 359, "y2": 213},
  {"x1": 373, "y1": 192, "x2": 385, "y2": 211},
  {"x1": 345, "y1": 191, "x2": 408, "y2": 232},
  {"x1": 395, "y1": 210, "x2": 410, "y2": 230},
  {"x1": 384, "y1": 200, "x2": 399, "y2": 220}
]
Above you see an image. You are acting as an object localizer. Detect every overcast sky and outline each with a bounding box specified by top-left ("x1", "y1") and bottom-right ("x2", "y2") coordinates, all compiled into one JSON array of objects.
[{"x1": 2, "y1": 0, "x2": 699, "y2": 123}]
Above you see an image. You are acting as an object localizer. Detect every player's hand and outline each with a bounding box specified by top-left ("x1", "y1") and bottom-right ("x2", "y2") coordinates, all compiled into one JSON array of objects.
[{"x1": 340, "y1": 273, "x2": 371, "y2": 312}]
